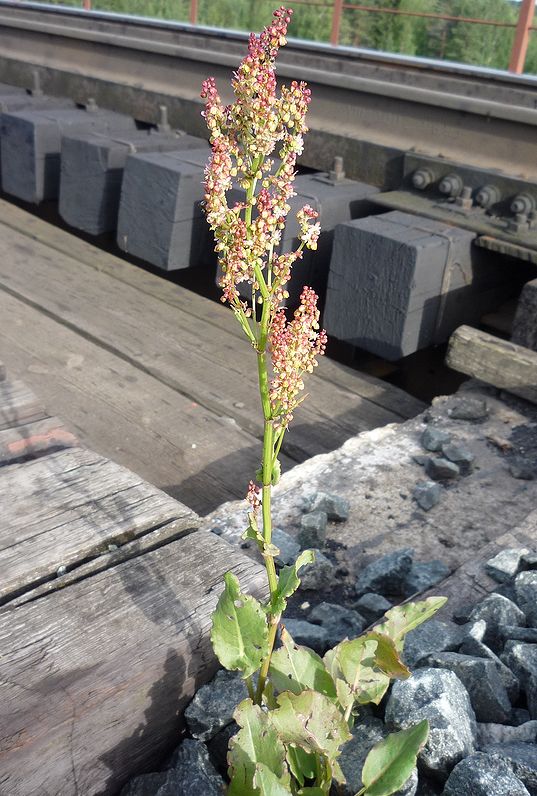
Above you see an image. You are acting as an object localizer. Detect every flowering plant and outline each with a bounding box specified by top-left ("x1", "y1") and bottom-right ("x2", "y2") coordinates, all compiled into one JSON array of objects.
[{"x1": 202, "y1": 9, "x2": 445, "y2": 794}]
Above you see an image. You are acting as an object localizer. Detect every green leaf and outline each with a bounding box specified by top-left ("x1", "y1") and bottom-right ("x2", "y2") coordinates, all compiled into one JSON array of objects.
[
  {"x1": 211, "y1": 572, "x2": 269, "y2": 678},
  {"x1": 361, "y1": 720, "x2": 429, "y2": 796},
  {"x1": 228, "y1": 699, "x2": 290, "y2": 796},
  {"x1": 335, "y1": 677, "x2": 354, "y2": 712},
  {"x1": 374, "y1": 597, "x2": 447, "y2": 652},
  {"x1": 271, "y1": 690, "x2": 351, "y2": 759},
  {"x1": 365, "y1": 632, "x2": 411, "y2": 680},
  {"x1": 335, "y1": 638, "x2": 390, "y2": 706},
  {"x1": 272, "y1": 459, "x2": 281, "y2": 486},
  {"x1": 270, "y1": 627, "x2": 337, "y2": 699},
  {"x1": 253, "y1": 763, "x2": 292, "y2": 796},
  {"x1": 242, "y1": 513, "x2": 264, "y2": 546},
  {"x1": 271, "y1": 550, "x2": 315, "y2": 615},
  {"x1": 286, "y1": 745, "x2": 316, "y2": 787}
]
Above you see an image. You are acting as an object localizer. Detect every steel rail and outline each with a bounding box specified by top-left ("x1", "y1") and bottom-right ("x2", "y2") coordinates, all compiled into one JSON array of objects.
[
  {"x1": 3, "y1": 1, "x2": 537, "y2": 89},
  {"x1": 0, "y1": 1, "x2": 535, "y2": 183}
]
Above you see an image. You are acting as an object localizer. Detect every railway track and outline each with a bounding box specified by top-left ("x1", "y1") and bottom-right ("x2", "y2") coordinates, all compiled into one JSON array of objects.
[
  {"x1": 0, "y1": 1, "x2": 536, "y2": 184},
  {"x1": 0, "y1": 2, "x2": 535, "y2": 366}
]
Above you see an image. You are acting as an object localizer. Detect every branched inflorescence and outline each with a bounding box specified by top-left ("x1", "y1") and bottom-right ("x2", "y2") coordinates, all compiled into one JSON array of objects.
[
  {"x1": 204, "y1": 14, "x2": 441, "y2": 795},
  {"x1": 201, "y1": 6, "x2": 325, "y2": 442}
]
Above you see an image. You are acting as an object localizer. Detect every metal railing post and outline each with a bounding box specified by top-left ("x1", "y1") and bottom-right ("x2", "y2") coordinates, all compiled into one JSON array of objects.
[
  {"x1": 509, "y1": 0, "x2": 535, "y2": 74},
  {"x1": 330, "y1": 0, "x2": 344, "y2": 46},
  {"x1": 190, "y1": 0, "x2": 198, "y2": 26}
]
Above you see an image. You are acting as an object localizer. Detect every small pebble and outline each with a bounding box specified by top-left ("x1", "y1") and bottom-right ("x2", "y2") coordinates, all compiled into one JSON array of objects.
[
  {"x1": 298, "y1": 511, "x2": 327, "y2": 549},
  {"x1": 425, "y1": 457, "x2": 460, "y2": 481},
  {"x1": 448, "y1": 397, "x2": 489, "y2": 421},
  {"x1": 441, "y1": 442, "x2": 475, "y2": 475},
  {"x1": 413, "y1": 480, "x2": 441, "y2": 511},
  {"x1": 307, "y1": 491, "x2": 350, "y2": 522},
  {"x1": 421, "y1": 427, "x2": 451, "y2": 452},
  {"x1": 509, "y1": 458, "x2": 536, "y2": 481},
  {"x1": 485, "y1": 548, "x2": 531, "y2": 584},
  {"x1": 353, "y1": 592, "x2": 392, "y2": 624}
]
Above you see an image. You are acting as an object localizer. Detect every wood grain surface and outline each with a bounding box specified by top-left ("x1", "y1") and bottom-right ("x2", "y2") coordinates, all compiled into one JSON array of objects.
[
  {"x1": 0, "y1": 529, "x2": 266, "y2": 795},
  {"x1": 0, "y1": 446, "x2": 198, "y2": 602},
  {"x1": 446, "y1": 324, "x2": 537, "y2": 405}
]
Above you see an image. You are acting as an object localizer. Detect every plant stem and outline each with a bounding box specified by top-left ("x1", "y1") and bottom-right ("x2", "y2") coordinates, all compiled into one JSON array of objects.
[{"x1": 245, "y1": 675, "x2": 255, "y2": 701}]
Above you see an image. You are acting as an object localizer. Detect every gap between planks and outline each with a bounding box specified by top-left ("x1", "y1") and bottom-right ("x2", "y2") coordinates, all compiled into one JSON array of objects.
[
  {"x1": 0, "y1": 217, "x2": 411, "y2": 466},
  {"x1": 0, "y1": 445, "x2": 198, "y2": 604},
  {"x1": 0, "y1": 198, "x2": 424, "y2": 421},
  {"x1": 0, "y1": 288, "x2": 277, "y2": 514}
]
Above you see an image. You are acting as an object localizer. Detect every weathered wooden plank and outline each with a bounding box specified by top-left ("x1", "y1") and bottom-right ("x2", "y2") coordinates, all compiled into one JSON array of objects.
[
  {"x1": 315, "y1": 356, "x2": 425, "y2": 419},
  {"x1": 0, "y1": 196, "x2": 422, "y2": 424},
  {"x1": 3, "y1": 517, "x2": 196, "y2": 610},
  {"x1": 423, "y1": 508, "x2": 537, "y2": 623},
  {"x1": 0, "y1": 377, "x2": 47, "y2": 430},
  {"x1": 0, "y1": 288, "x2": 288, "y2": 514},
  {"x1": 0, "y1": 359, "x2": 5, "y2": 381},
  {"x1": 446, "y1": 324, "x2": 537, "y2": 405},
  {"x1": 0, "y1": 446, "x2": 198, "y2": 602},
  {"x1": 0, "y1": 219, "x2": 404, "y2": 462},
  {"x1": 0, "y1": 415, "x2": 77, "y2": 465},
  {"x1": 0, "y1": 529, "x2": 266, "y2": 795}
]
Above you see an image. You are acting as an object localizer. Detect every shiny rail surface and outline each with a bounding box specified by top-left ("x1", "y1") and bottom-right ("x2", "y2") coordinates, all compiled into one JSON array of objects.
[{"x1": 0, "y1": 1, "x2": 536, "y2": 182}]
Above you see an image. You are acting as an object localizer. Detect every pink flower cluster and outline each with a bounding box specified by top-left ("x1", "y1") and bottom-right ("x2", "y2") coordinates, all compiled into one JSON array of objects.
[
  {"x1": 201, "y1": 6, "x2": 319, "y2": 308},
  {"x1": 246, "y1": 480, "x2": 261, "y2": 514},
  {"x1": 202, "y1": 8, "x2": 327, "y2": 437},
  {"x1": 269, "y1": 286, "x2": 327, "y2": 429}
]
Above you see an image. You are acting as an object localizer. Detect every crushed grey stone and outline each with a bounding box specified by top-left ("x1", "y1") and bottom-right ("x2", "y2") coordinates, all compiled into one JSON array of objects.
[
  {"x1": 413, "y1": 481, "x2": 442, "y2": 511},
  {"x1": 283, "y1": 618, "x2": 329, "y2": 654},
  {"x1": 468, "y1": 593, "x2": 526, "y2": 648},
  {"x1": 308, "y1": 602, "x2": 366, "y2": 647},
  {"x1": 121, "y1": 740, "x2": 224, "y2": 796},
  {"x1": 421, "y1": 427, "x2": 451, "y2": 452},
  {"x1": 441, "y1": 442, "x2": 475, "y2": 475},
  {"x1": 355, "y1": 548, "x2": 414, "y2": 597},
  {"x1": 425, "y1": 457, "x2": 460, "y2": 481},
  {"x1": 483, "y1": 742, "x2": 537, "y2": 795},
  {"x1": 353, "y1": 592, "x2": 392, "y2": 624},
  {"x1": 501, "y1": 641, "x2": 537, "y2": 689},
  {"x1": 385, "y1": 667, "x2": 476, "y2": 780},
  {"x1": 297, "y1": 511, "x2": 327, "y2": 549},
  {"x1": 307, "y1": 491, "x2": 350, "y2": 521},
  {"x1": 403, "y1": 560, "x2": 450, "y2": 597},
  {"x1": 184, "y1": 670, "x2": 247, "y2": 742},
  {"x1": 515, "y1": 571, "x2": 537, "y2": 627},
  {"x1": 476, "y1": 721, "x2": 537, "y2": 749},
  {"x1": 485, "y1": 548, "x2": 532, "y2": 583},
  {"x1": 424, "y1": 652, "x2": 512, "y2": 724},
  {"x1": 448, "y1": 397, "x2": 489, "y2": 421},
  {"x1": 460, "y1": 629, "x2": 519, "y2": 703},
  {"x1": 298, "y1": 550, "x2": 336, "y2": 591},
  {"x1": 271, "y1": 528, "x2": 300, "y2": 567},
  {"x1": 403, "y1": 619, "x2": 464, "y2": 668},
  {"x1": 509, "y1": 457, "x2": 537, "y2": 481},
  {"x1": 442, "y1": 752, "x2": 530, "y2": 796}
]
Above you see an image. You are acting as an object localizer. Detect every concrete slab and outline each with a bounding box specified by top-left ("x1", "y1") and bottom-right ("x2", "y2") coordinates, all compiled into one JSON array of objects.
[
  {"x1": 324, "y1": 210, "x2": 512, "y2": 360},
  {"x1": 0, "y1": 106, "x2": 135, "y2": 203},
  {"x1": 116, "y1": 145, "x2": 212, "y2": 270},
  {"x1": 59, "y1": 130, "x2": 207, "y2": 235},
  {"x1": 206, "y1": 382, "x2": 537, "y2": 600}
]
